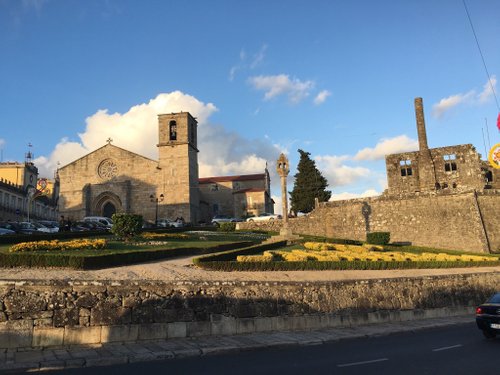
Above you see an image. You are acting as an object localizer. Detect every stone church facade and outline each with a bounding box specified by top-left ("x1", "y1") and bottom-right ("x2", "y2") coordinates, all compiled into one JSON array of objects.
[{"x1": 58, "y1": 112, "x2": 272, "y2": 224}]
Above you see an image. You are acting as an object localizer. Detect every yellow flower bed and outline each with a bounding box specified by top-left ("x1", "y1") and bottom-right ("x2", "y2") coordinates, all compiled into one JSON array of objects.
[
  {"x1": 10, "y1": 239, "x2": 107, "y2": 253},
  {"x1": 236, "y1": 254, "x2": 273, "y2": 262},
  {"x1": 237, "y1": 242, "x2": 496, "y2": 263},
  {"x1": 141, "y1": 232, "x2": 188, "y2": 239}
]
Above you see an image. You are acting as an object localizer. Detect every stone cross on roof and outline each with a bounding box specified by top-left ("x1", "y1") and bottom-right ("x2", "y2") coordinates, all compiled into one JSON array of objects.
[{"x1": 106, "y1": 138, "x2": 113, "y2": 144}]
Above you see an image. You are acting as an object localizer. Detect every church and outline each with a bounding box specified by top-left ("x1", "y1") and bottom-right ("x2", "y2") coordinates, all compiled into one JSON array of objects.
[{"x1": 58, "y1": 112, "x2": 274, "y2": 224}]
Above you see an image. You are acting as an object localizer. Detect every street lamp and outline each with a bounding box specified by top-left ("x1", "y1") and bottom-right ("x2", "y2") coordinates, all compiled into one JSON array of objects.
[{"x1": 150, "y1": 193, "x2": 164, "y2": 226}]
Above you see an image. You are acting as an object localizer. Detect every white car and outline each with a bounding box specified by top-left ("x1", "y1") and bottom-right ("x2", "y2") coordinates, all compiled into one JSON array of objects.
[
  {"x1": 211, "y1": 215, "x2": 237, "y2": 226},
  {"x1": 246, "y1": 213, "x2": 282, "y2": 222},
  {"x1": 157, "y1": 219, "x2": 185, "y2": 228}
]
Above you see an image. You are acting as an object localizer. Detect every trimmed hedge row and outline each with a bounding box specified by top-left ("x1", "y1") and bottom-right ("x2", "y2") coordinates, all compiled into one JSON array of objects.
[
  {"x1": 193, "y1": 259, "x2": 500, "y2": 272},
  {"x1": 193, "y1": 240, "x2": 288, "y2": 266},
  {"x1": 0, "y1": 241, "x2": 253, "y2": 270}
]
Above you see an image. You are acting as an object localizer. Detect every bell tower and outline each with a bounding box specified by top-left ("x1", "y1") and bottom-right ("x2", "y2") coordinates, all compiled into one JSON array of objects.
[{"x1": 157, "y1": 112, "x2": 199, "y2": 223}]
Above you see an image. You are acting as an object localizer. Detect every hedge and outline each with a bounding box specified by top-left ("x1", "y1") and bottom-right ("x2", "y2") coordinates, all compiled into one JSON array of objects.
[
  {"x1": 0, "y1": 241, "x2": 253, "y2": 270},
  {"x1": 193, "y1": 240, "x2": 288, "y2": 266},
  {"x1": 193, "y1": 259, "x2": 500, "y2": 272},
  {"x1": 366, "y1": 232, "x2": 391, "y2": 245}
]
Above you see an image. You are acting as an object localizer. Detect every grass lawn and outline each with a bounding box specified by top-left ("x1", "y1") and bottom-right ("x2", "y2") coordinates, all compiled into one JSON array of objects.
[{"x1": 0, "y1": 231, "x2": 267, "y2": 269}]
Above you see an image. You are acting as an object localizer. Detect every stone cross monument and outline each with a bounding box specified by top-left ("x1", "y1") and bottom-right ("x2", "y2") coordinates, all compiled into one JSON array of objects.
[
  {"x1": 273, "y1": 153, "x2": 301, "y2": 243},
  {"x1": 276, "y1": 153, "x2": 290, "y2": 227}
]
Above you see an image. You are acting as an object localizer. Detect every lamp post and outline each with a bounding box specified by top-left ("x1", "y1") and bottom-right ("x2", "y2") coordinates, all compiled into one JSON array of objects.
[{"x1": 150, "y1": 193, "x2": 164, "y2": 226}]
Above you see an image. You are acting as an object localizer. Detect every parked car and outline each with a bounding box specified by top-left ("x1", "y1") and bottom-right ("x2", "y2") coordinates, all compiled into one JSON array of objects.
[
  {"x1": 28, "y1": 221, "x2": 53, "y2": 233},
  {"x1": 246, "y1": 213, "x2": 282, "y2": 222},
  {"x1": 211, "y1": 215, "x2": 237, "y2": 226},
  {"x1": 71, "y1": 221, "x2": 108, "y2": 232},
  {"x1": 17, "y1": 222, "x2": 44, "y2": 235},
  {"x1": 38, "y1": 220, "x2": 60, "y2": 233},
  {"x1": 83, "y1": 216, "x2": 113, "y2": 229},
  {"x1": 0, "y1": 222, "x2": 22, "y2": 233},
  {"x1": 476, "y1": 292, "x2": 500, "y2": 338},
  {"x1": 0, "y1": 227, "x2": 15, "y2": 235}
]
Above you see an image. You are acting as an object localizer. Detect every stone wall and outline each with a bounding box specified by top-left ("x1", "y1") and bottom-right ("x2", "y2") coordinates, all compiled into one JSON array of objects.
[
  {"x1": 238, "y1": 190, "x2": 500, "y2": 253},
  {"x1": 0, "y1": 274, "x2": 497, "y2": 349}
]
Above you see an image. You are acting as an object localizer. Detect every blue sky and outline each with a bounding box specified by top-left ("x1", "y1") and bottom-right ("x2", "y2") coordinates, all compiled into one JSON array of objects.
[{"x1": 1, "y1": 0, "x2": 499, "y2": 205}]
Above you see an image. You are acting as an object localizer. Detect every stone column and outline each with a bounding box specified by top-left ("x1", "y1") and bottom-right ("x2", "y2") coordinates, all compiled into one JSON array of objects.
[{"x1": 276, "y1": 153, "x2": 289, "y2": 227}]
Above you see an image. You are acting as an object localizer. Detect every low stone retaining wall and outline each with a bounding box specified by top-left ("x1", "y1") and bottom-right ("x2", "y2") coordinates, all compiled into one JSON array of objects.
[{"x1": 1, "y1": 273, "x2": 497, "y2": 349}]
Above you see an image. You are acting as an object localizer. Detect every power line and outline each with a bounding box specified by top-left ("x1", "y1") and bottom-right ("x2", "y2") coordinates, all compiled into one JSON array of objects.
[{"x1": 462, "y1": 0, "x2": 500, "y2": 111}]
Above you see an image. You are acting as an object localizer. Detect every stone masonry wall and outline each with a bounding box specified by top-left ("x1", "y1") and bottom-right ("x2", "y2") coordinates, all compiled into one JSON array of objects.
[
  {"x1": 0, "y1": 274, "x2": 498, "y2": 349},
  {"x1": 238, "y1": 191, "x2": 500, "y2": 253}
]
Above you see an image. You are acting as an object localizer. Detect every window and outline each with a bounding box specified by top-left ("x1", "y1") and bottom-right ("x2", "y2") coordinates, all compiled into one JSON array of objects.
[
  {"x1": 485, "y1": 170, "x2": 493, "y2": 183},
  {"x1": 233, "y1": 182, "x2": 240, "y2": 191},
  {"x1": 399, "y1": 159, "x2": 412, "y2": 177},
  {"x1": 443, "y1": 154, "x2": 457, "y2": 172},
  {"x1": 169, "y1": 121, "x2": 177, "y2": 141}
]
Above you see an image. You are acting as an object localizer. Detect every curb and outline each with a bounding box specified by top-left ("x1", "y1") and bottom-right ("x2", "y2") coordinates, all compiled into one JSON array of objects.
[{"x1": 0, "y1": 315, "x2": 474, "y2": 373}]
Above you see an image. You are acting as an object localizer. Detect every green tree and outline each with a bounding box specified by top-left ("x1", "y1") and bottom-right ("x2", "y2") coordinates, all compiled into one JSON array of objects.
[
  {"x1": 290, "y1": 149, "x2": 331, "y2": 214},
  {"x1": 111, "y1": 213, "x2": 143, "y2": 240}
]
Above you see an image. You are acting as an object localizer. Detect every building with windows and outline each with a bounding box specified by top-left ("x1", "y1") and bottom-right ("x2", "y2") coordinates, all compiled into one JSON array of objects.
[
  {"x1": 58, "y1": 112, "x2": 273, "y2": 224},
  {"x1": 199, "y1": 172, "x2": 273, "y2": 220},
  {"x1": 0, "y1": 158, "x2": 59, "y2": 222},
  {"x1": 385, "y1": 97, "x2": 499, "y2": 195}
]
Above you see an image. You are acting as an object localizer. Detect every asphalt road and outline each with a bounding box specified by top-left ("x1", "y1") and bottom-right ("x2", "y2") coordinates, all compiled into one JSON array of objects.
[{"x1": 47, "y1": 322, "x2": 498, "y2": 375}]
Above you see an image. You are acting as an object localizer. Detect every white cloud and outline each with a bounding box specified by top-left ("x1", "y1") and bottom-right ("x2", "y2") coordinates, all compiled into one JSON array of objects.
[
  {"x1": 313, "y1": 90, "x2": 331, "y2": 105},
  {"x1": 354, "y1": 135, "x2": 418, "y2": 161},
  {"x1": 229, "y1": 45, "x2": 267, "y2": 81},
  {"x1": 432, "y1": 76, "x2": 497, "y2": 118},
  {"x1": 479, "y1": 75, "x2": 497, "y2": 103},
  {"x1": 198, "y1": 122, "x2": 280, "y2": 177},
  {"x1": 248, "y1": 74, "x2": 315, "y2": 104},
  {"x1": 250, "y1": 44, "x2": 267, "y2": 69},
  {"x1": 329, "y1": 189, "x2": 380, "y2": 201},
  {"x1": 315, "y1": 155, "x2": 371, "y2": 187}
]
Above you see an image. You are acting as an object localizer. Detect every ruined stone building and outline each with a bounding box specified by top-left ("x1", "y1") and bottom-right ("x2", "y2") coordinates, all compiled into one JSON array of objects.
[
  {"x1": 385, "y1": 97, "x2": 499, "y2": 195},
  {"x1": 240, "y1": 97, "x2": 499, "y2": 253},
  {"x1": 58, "y1": 112, "x2": 272, "y2": 224}
]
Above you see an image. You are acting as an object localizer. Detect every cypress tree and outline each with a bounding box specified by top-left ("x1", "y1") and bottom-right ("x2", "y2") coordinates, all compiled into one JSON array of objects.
[{"x1": 290, "y1": 149, "x2": 331, "y2": 214}]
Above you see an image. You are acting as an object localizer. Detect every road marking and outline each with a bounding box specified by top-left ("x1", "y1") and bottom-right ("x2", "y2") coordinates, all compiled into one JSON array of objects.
[
  {"x1": 432, "y1": 344, "x2": 463, "y2": 352},
  {"x1": 337, "y1": 358, "x2": 389, "y2": 367}
]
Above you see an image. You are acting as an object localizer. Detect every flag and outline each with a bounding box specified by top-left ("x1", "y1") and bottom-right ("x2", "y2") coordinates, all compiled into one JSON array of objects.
[{"x1": 497, "y1": 112, "x2": 500, "y2": 132}]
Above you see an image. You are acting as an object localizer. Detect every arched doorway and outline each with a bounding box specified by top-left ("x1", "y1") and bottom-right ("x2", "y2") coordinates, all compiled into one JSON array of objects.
[
  {"x1": 93, "y1": 192, "x2": 122, "y2": 218},
  {"x1": 102, "y1": 201, "x2": 116, "y2": 218}
]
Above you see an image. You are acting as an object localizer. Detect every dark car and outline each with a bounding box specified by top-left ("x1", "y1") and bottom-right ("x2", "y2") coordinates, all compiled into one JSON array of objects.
[
  {"x1": 0, "y1": 221, "x2": 37, "y2": 235},
  {"x1": 476, "y1": 292, "x2": 500, "y2": 338}
]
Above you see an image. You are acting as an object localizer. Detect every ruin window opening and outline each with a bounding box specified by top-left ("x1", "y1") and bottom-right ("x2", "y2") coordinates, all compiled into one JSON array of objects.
[
  {"x1": 452, "y1": 182, "x2": 457, "y2": 189},
  {"x1": 435, "y1": 182, "x2": 441, "y2": 190},
  {"x1": 169, "y1": 121, "x2": 177, "y2": 141},
  {"x1": 399, "y1": 159, "x2": 412, "y2": 177},
  {"x1": 443, "y1": 154, "x2": 457, "y2": 172},
  {"x1": 485, "y1": 170, "x2": 493, "y2": 182}
]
